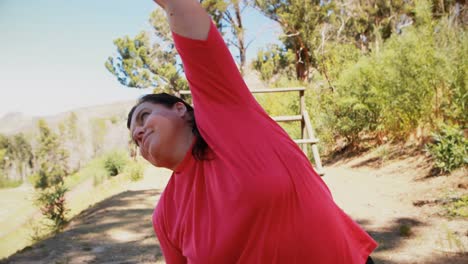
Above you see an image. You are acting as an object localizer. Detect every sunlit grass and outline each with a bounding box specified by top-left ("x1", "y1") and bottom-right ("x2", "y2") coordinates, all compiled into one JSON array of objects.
[{"x1": 0, "y1": 154, "x2": 149, "y2": 259}]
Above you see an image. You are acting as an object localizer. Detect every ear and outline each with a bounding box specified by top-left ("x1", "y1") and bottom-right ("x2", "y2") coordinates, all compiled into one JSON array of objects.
[{"x1": 173, "y1": 102, "x2": 187, "y2": 117}]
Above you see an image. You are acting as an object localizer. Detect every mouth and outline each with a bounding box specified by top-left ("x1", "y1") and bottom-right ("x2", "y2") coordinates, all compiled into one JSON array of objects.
[{"x1": 142, "y1": 131, "x2": 153, "y2": 149}]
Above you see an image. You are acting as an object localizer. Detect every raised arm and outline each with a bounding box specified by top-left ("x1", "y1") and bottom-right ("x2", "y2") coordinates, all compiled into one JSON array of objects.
[
  {"x1": 154, "y1": 0, "x2": 211, "y2": 40},
  {"x1": 151, "y1": 0, "x2": 258, "y2": 108}
]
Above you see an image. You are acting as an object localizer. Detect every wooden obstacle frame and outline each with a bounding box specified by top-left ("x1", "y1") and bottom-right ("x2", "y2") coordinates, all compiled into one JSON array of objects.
[{"x1": 180, "y1": 87, "x2": 324, "y2": 175}]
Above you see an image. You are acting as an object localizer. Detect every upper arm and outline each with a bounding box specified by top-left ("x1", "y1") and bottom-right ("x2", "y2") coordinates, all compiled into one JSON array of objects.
[
  {"x1": 172, "y1": 21, "x2": 257, "y2": 107},
  {"x1": 164, "y1": 0, "x2": 211, "y2": 41}
]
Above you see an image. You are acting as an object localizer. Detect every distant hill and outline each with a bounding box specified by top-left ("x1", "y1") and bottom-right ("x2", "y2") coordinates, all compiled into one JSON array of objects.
[
  {"x1": 0, "y1": 69, "x2": 266, "y2": 135},
  {"x1": 0, "y1": 70, "x2": 267, "y2": 179},
  {"x1": 0, "y1": 100, "x2": 136, "y2": 136},
  {"x1": 0, "y1": 112, "x2": 36, "y2": 135}
]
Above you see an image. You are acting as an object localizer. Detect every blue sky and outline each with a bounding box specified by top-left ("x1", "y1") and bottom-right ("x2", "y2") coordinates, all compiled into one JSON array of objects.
[{"x1": 0, "y1": 0, "x2": 281, "y2": 118}]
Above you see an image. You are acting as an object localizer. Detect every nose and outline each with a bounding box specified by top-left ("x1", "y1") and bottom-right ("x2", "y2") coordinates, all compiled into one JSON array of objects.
[{"x1": 133, "y1": 126, "x2": 145, "y2": 146}]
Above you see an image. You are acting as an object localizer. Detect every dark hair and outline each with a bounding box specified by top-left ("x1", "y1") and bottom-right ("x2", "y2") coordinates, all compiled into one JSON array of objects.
[{"x1": 127, "y1": 93, "x2": 209, "y2": 160}]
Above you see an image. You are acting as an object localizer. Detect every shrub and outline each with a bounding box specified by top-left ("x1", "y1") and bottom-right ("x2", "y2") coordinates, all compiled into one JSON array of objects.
[
  {"x1": 35, "y1": 184, "x2": 69, "y2": 231},
  {"x1": 426, "y1": 124, "x2": 467, "y2": 174},
  {"x1": 103, "y1": 150, "x2": 129, "y2": 176},
  {"x1": 125, "y1": 161, "x2": 145, "y2": 182}
]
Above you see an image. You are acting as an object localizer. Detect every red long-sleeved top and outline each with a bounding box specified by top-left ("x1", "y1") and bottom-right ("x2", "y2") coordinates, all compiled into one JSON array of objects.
[{"x1": 152, "y1": 21, "x2": 377, "y2": 264}]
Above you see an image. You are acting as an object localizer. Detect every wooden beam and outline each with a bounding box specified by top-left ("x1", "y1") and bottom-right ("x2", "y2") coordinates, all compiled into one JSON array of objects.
[
  {"x1": 293, "y1": 138, "x2": 319, "y2": 144},
  {"x1": 303, "y1": 110, "x2": 324, "y2": 175},
  {"x1": 272, "y1": 115, "x2": 302, "y2": 122},
  {"x1": 300, "y1": 90, "x2": 306, "y2": 153},
  {"x1": 251, "y1": 87, "x2": 305, "y2": 93},
  {"x1": 179, "y1": 90, "x2": 192, "y2": 95},
  {"x1": 179, "y1": 87, "x2": 306, "y2": 95}
]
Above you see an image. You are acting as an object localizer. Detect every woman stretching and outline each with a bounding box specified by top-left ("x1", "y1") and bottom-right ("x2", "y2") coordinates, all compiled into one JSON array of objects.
[{"x1": 128, "y1": 0, "x2": 377, "y2": 263}]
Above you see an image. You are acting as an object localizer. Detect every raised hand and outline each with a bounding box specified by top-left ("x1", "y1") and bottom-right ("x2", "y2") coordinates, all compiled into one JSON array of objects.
[{"x1": 150, "y1": 0, "x2": 211, "y2": 41}]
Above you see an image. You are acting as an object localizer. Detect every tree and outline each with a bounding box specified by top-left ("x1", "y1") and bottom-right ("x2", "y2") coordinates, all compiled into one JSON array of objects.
[
  {"x1": 106, "y1": 1, "x2": 252, "y2": 94},
  {"x1": 105, "y1": 9, "x2": 188, "y2": 95},
  {"x1": 0, "y1": 133, "x2": 33, "y2": 182},
  {"x1": 11, "y1": 133, "x2": 33, "y2": 181},
  {"x1": 202, "y1": 0, "x2": 251, "y2": 74},
  {"x1": 33, "y1": 119, "x2": 69, "y2": 231},
  {"x1": 253, "y1": 0, "x2": 338, "y2": 81},
  {"x1": 59, "y1": 112, "x2": 84, "y2": 171}
]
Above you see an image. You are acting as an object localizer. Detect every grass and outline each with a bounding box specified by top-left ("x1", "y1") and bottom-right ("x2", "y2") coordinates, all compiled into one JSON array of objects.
[
  {"x1": 0, "y1": 155, "x2": 144, "y2": 259},
  {"x1": 64, "y1": 157, "x2": 109, "y2": 190},
  {"x1": 0, "y1": 177, "x2": 22, "y2": 189},
  {"x1": 0, "y1": 172, "x2": 138, "y2": 259},
  {"x1": 445, "y1": 195, "x2": 468, "y2": 218},
  {"x1": 0, "y1": 187, "x2": 36, "y2": 237},
  {"x1": 436, "y1": 224, "x2": 467, "y2": 252}
]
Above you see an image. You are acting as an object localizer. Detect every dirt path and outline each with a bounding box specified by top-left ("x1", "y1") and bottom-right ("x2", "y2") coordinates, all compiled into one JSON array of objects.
[{"x1": 2, "y1": 151, "x2": 467, "y2": 264}]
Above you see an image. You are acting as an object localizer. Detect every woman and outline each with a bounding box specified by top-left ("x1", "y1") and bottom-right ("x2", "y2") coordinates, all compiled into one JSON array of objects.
[{"x1": 128, "y1": 0, "x2": 377, "y2": 263}]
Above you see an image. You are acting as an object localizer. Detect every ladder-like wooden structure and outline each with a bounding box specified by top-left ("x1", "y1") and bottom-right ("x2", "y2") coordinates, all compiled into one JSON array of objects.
[{"x1": 180, "y1": 87, "x2": 324, "y2": 175}]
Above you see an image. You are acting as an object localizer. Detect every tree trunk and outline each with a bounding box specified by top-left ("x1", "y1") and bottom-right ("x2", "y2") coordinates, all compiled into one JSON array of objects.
[
  {"x1": 233, "y1": 1, "x2": 246, "y2": 75},
  {"x1": 294, "y1": 36, "x2": 309, "y2": 81}
]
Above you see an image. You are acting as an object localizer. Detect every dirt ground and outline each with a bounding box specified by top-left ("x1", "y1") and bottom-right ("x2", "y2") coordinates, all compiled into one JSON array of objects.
[{"x1": 1, "y1": 147, "x2": 467, "y2": 264}]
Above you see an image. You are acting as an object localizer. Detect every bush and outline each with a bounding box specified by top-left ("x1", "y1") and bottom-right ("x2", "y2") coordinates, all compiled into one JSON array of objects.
[
  {"x1": 103, "y1": 150, "x2": 129, "y2": 176},
  {"x1": 124, "y1": 161, "x2": 145, "y2": 182},
  {"x1": 314, "y1": 9, "x2": 466, "y2": 148},
  {"x1": 426, "y1": 124, "x2": 467, "y2": 174},
  {"x1": 35, "y1": 184, "x2": 69, "y2": 231}
]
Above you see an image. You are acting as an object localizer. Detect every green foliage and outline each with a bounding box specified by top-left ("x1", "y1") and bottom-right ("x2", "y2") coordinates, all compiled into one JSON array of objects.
[
  {"x1": 124, "y1": 161, "x2": 145, "y2": 182},
  {"x1": 313, "y1": 6, "x2": 465, "y2": 148},
  {"x1": 201, "y1": 0, "x2": 249, "y2": 73},
  {"x1": 105, "y1": 9, "x2": 188, "y2": 94},
  {"x1": 59, "y1": 112, "x2": 79, "y2": 141},
  {"x1": 33, "y1": 120, "x2": 69, "y2": 189},
  {"x1": 33, "y1": 119, "x2": 70, "y2": 232},
  {"x1": 445, "y1": 195, "x2": 468, "y2": 218},
  {"x1": 35, "y1": 183, "x2": 68, "y2": 231},
  {"x1": 255, "y1": 88, "x2": 301, "y2": 139},
  {"x1": 251, "y1": 0, "x2": 467, "y2": 153},
  {"x1": 106, "y1": 1, "x2": 252, "y2": 91},
  {"x1": 335, "y1": 23, "x2": 441, "y2": 140},
  {"x1": 254, "y1": 0, "x2": 337, "y2": 80},
  {"x1": 103, "y1": 150, "x2": 129, "y2": 177},
  {"x1": 0, "y1": 133, "x2": 33, "y2": 185},
  {"x1": 59, "y1": 112, "x2": 85, "y2": 172},
  {"x1": 426, "y1": 124, "x2": 467, "y2": 174},
  {"x1": 252, "y1": 44, "x2": 296, "y2": 83}
]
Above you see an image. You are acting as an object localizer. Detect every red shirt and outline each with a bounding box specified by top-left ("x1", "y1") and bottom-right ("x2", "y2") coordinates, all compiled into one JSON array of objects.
[{"x1": 152, "y1": 21, "x2": 377, "y2": 264}]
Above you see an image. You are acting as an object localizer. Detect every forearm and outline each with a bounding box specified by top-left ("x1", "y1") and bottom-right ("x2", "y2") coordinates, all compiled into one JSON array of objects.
[{"x1": 161, "y1": 0, "x2": 211, "y2": 40}]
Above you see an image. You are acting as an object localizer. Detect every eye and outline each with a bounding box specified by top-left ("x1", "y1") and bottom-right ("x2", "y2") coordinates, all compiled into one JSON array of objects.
[{"x1": 140, "y1": 112, "x2": 149, "y2": 123}]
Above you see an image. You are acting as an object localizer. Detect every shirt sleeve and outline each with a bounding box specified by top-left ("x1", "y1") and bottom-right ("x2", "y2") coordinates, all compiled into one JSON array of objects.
[
  {"x1": 153, "y1": 210, "x2": 186, "y2": 264},
  {"x1": 172, "y1": 20, "x2": 257, "y2": 108},
  {"x1": 172, "y1": 20, "x2": 273, "y2": 152}
]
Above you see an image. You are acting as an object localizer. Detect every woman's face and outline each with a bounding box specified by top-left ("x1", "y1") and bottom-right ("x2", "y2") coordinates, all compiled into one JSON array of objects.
[{"x1": 129, "y1": 102, "x2": 187, "y2": 168}]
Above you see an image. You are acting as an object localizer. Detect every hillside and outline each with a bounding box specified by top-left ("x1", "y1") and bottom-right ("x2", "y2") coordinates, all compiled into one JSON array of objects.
[
  {"x1": 0, "y1": 100, "x2": 136, "y2": 136},
  {"x1": 1, "y1": 146, "x2": 467, "y2": 264}
]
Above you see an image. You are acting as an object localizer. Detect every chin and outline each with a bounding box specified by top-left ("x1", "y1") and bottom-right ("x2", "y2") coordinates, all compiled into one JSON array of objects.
[{"x1": 149, "y1": 157, "x2": 168, "y2": 169}]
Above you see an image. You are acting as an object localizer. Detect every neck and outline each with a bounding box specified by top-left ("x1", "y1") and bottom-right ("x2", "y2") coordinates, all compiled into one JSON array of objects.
[{"x1": 169, "y1": 127, "x2": 194, "y2": 171}]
